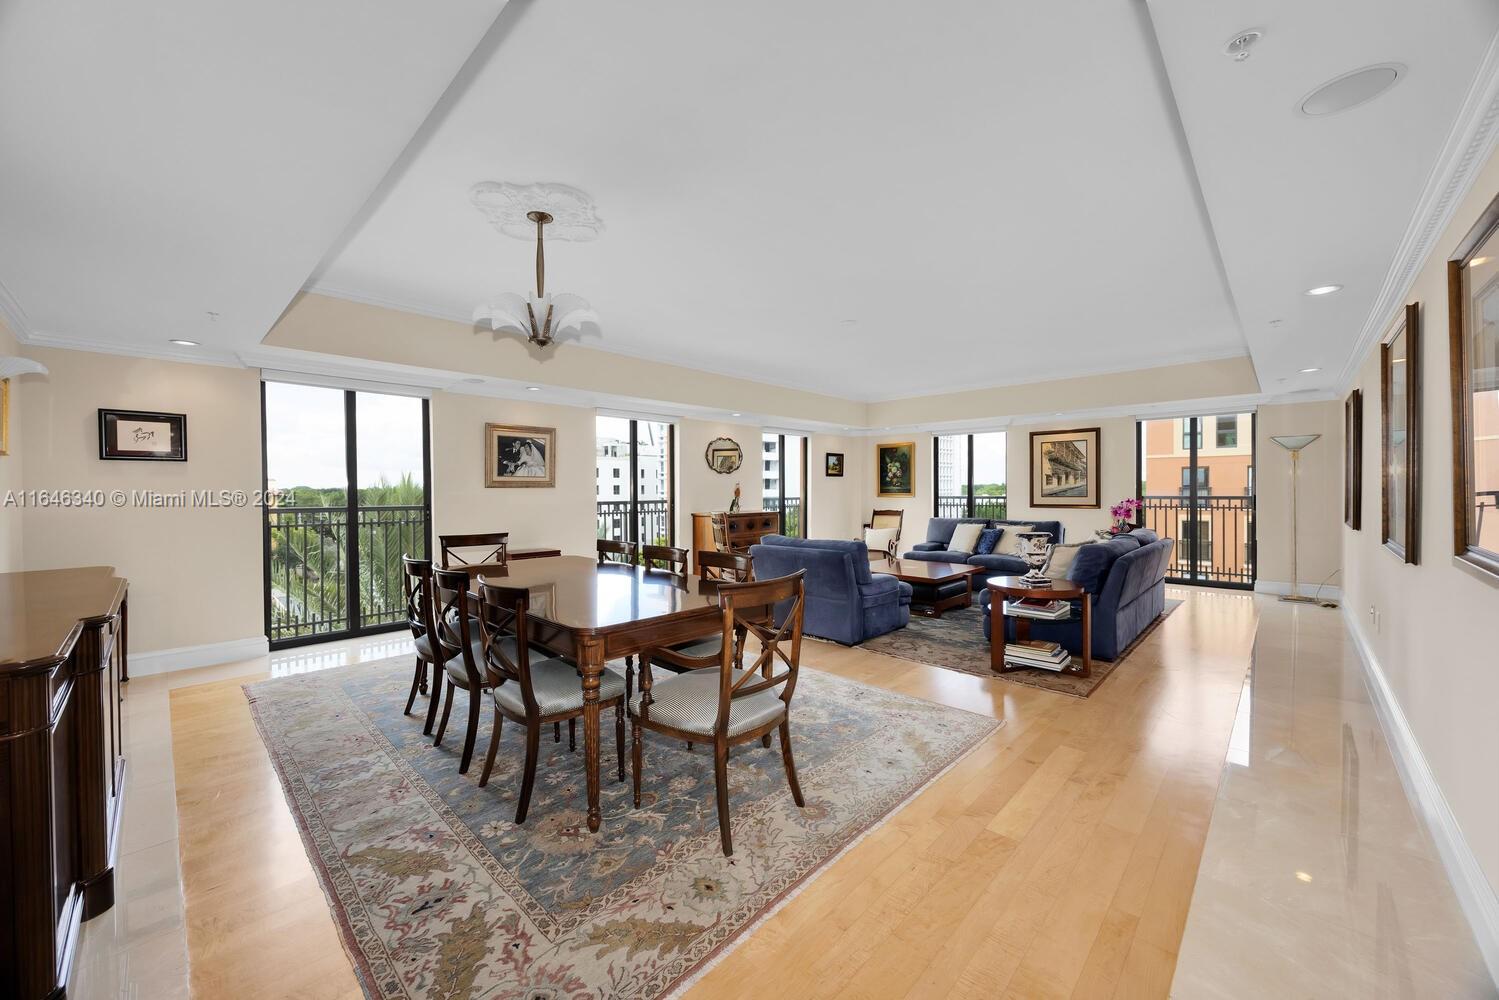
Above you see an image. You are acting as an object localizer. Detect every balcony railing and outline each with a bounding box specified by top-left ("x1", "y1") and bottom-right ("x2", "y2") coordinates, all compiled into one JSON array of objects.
[
  {"x1": 936, "y1": 495, "x2": 1008, "y2": 521},
  {"x1": 1139, "y1": 494, "x2": 1254, "y2": 587},
  {"x1": 596, "y1": 499, "x2": 672, "y2": 548},
  {"x1": 763, "y1": 497, "x2": 802, "y2": 537},
  {"x1": 266, "y1": 504, "x2": 429, "y2": 643}
]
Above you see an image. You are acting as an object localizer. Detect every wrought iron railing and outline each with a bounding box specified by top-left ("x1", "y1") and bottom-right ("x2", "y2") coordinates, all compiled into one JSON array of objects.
[
  {"x1": 764, "y1": 497, "x2": 802, "y2": 537},
  {"x1": 1138, "y1": 494, "x2": 1254, "y2": 587},
  {"x1": 266, "y1": 504, "x2": 429, "y2": 643},
  {"x1": 596, "y1": 499, "x2": 673, "y2": 548},
  {"x1": 936, "y1": 496, "x2": 1008, "y2": 521}
]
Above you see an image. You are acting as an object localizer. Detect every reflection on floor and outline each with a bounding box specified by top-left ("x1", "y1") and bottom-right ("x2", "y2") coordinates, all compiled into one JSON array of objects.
[{"x1": 1172, "y1": 599, "x2": 1496, "y2": 998}]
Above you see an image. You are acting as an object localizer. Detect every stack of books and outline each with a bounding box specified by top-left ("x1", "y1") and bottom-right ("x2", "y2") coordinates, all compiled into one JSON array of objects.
[
  {"x1": 1002, "y1": 597, "x2": 1071, "y2": 620},
  {"x1": 1004, "y1": 639, "x2": 1071, "y2": 672}
]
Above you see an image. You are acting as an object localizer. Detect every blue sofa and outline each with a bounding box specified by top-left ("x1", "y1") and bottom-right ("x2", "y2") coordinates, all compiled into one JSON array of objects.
[
  {"x1": 904, "y1": 517, "x2": 1067, "y2": 575},
  {"x1": 749, "y1": 535, "x2": 912, "y2": 645},
  {"x1": 980, "y1": 528, "x2": 1175, "y2": 661}
]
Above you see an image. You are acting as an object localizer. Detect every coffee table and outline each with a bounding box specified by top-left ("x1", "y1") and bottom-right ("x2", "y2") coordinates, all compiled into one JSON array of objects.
[
  {"x1": 986, "y1": 575, "x2": 1091, "y2": 678},
  {"x1": 868, "y1": 554, "x2": 983, "y2": 618}
]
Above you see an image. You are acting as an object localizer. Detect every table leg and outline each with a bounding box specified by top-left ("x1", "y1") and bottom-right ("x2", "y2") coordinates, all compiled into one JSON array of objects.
[
  {"x1": 578, "y1": 637, "x2": 605, "y2": 833},
  {"x1": 989, "y1": 591, "x2": 1005, "y2": 671},
  {"x1": 1075, "y1": 596, "x2": 1092, "y2": 678}
]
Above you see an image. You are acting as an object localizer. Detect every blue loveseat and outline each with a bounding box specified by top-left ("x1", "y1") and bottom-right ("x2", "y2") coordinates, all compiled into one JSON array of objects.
[
  {"x1": 981, "y1": 528, "x2": 1175, "y2": 661},
  {"x1": 904, "y1": 517, "x2": 1067, "y2": 575},
  {"x1": 749, "y1": 535, "x2": 912, "y2": 645}
]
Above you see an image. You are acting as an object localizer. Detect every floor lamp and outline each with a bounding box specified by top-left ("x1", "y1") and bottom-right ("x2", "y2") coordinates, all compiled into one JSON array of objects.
[{"x1": 1270, "y1": 434, "x2": 1327, "y2": 605}]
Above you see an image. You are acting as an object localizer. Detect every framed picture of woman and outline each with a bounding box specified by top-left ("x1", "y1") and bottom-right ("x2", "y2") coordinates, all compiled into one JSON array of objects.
[{"x1": 485, "y1": 423, "x2": 555, "y2": 487}]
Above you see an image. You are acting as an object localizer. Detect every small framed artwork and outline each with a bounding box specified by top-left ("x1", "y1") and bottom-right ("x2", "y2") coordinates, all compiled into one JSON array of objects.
[
  {"x1": 1344, "y1": 389, "x2": 1362, "y2": 529},
  {"x1": 99, "y1": 408, "x2": 187, "y2": 461},
  {"x1": 825, "y1": 452, "x2": 844, "y2": 477},
  {"x1": 0, "y1": 379, "x2": 11, "y2": 457},
  {"x1": 486, "y1": 423, "x2": 555, "y2": 488},
  {"x1": 876, "y1": 441, "x2": 914, "y2": 497},
  {"x1": 1030, "y1": 427, "x2": 1101, "y2": 508},
  {"x1": 1447, "y1": 191, "x2": 1499, "y2": 580},
  {"x1": 705, "y1": 437, "x2": 744, "y2": 474},
  {"x1": 1380, "y1": 303, "x2": 1421, "y2": 563}
]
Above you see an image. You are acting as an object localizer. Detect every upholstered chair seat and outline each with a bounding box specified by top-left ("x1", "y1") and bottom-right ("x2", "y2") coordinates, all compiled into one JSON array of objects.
[
  {"x1": 629, "y1": 667, "x2": 787, "y2": 738},
  {"x1": 494, "y1": 661, "x2": 626, "y2": 716},
  {"x1": 438, "y1": 635, "x2": 556, "y2": 689}
]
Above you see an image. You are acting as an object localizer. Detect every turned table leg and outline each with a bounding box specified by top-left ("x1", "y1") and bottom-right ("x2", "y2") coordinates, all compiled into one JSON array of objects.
[{"x1": 578, "y1": 637, "x2": 605, "y2": 833}]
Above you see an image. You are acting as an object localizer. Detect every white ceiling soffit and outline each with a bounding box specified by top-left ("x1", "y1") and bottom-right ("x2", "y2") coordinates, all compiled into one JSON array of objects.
[
  {"x1": 1146, "y1": 0, "x2": 1499, "y2": 396},
  {"x1": 0, "y1": 0, "x2": 510, "y2": 351},
  {"x1": 307, "y1": 0, "x2": 1248, "y2": 401}
]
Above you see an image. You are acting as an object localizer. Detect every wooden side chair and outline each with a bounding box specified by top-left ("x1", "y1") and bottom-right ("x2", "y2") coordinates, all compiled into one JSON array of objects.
[
  {"x1": 864, "y1": 508, "x2": 905, "y2": 558},
  {"x1": 698, "y1": 549, "x2": 753, "y2": 583},
  {"x1": 401, "y1": 556, "x2": 445, "y2": 735},
  {"x1": 631, "y1": 570, "x2": 808, "y2": 856},
  {"x1": 439, "y1": 531, "x2": 510, "y2": 572},
  {"x1": 641, "y1": 544, "x2": 688, "y2": 583},
  {"x1": 597, "y1": 538, "x2": 638, "y2": 566},
  {"x1": 429, "y1": 567, "x2": 499, "y2": 774},
  {"x1": 475, "y1": 581, "x2": 628, "y2": 823}
]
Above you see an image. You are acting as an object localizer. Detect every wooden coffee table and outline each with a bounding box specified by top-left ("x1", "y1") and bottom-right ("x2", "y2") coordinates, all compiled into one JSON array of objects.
[
  {"x1": 986, "y1": 575, "x2": 1091, "y2": 677},
  {"x1": 868, "y1": 554, "x2": 983, "y2": 618}
]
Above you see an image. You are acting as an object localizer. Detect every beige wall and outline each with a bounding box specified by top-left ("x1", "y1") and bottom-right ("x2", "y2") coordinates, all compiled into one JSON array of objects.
[
  {"x1": 17, "y1": 347, "x2": 265, "y2": 653},
  {"x1": 806, "y1": 433, "x2": 868, "y2": 541},
  {"x1": 865, "y1": 435, "x2": 935, "y2": 550},
  {"x1": 676, "y1": 418, "x2": 764, "y2": 543},
  {"x1": 1255, "y1": 400, "x2": 1342, "y2": 590},
  {"x1": 1342, "y1": 144, "x2": 1499, "y2": 901},
  {"x1": 0, "y1": 319, "x2": 24, "y2": 572}
]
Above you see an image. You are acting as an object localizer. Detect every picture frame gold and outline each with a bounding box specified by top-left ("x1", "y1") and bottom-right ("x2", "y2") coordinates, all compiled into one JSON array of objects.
[
  {"x1": 485, "y1": 423, "x2": 555, "y2": 488},
  {"x1": 1029, "y1": 427, "x2": 1101, "y2": 508},
  {"x1": 875, "y1": 441, "x2": 914, "y2": 497},
  {"x1": 1380, "y1": 304, "x2": 1420, "y2": 563},
  {"x1": 0, "y1": 378, "x2": 9, "y2": 457}
]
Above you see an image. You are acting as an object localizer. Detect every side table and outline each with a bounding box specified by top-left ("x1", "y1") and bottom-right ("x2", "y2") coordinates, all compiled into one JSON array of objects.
[{"x1": 986, "y1": 575, "x2": 1091, "y2": 678}]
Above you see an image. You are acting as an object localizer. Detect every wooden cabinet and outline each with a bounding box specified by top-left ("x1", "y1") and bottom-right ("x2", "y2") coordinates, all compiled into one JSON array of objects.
[
  {"x1": 690, "y1": 510, "x2": 782, "y2": 573},
  {"x1": 1, "y1": 567, "x2": 128, "y2": 1000}
]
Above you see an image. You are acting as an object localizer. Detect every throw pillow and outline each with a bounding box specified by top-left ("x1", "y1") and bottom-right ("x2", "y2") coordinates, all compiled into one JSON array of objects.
[
  {"x1": 947, "y1": 522, "x2": 983, "y2": 555},
  {"x1": 864, "y1": 526, "x2": 898, "y2": 556},
  {"x1": 974, "y1": 527, "x2": 1003, "y2": 555},
  {"x1": 1044, "y1": 541, "x2": 1092, "y2": 580},
  {"x1": 995, "y1": 524, "x2": 1035, "y2": 556}
]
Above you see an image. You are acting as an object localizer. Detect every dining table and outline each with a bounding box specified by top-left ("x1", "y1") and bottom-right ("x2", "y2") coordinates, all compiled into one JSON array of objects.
[{"x1": 470, "y1": 555, "x2": 740, "y2": 833}]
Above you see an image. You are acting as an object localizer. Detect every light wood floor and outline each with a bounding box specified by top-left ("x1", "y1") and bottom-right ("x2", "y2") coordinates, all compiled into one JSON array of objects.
[{"x1": 170, "y1": 587, "x2": 1258, "y2": 999}]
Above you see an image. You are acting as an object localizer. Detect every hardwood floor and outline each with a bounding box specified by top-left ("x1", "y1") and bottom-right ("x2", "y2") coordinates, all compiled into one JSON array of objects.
[{"x1": 168, "y1": 587, "x2": 1257, "y2": 999}]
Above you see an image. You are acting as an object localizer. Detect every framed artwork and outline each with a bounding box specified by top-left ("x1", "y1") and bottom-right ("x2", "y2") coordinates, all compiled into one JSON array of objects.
[
  {"x1": 0, "y1": 379, "x2": 10, "y2": 457},
  {"x1": 1344, "y1": 389, "x2": 1362, "y2": 529},
  {"x1": 1447, "y1": 191, "x2": 1499, "y2": 580},
  {"x1": 485, "y1": 423, "x2": 554, "y2": 487},
  {"x1": 876, "y1": 441, "x2": 914, "y2": 497},
  {"x1": 705, "y1": 437, "x2": 743, "y2": 474},
  {"x1": 1029, "y1": 427, "x2": 1101, "y2": 508},
  {"x1": 825, "y1": 452, "x2": 844, "y2": 477},
  {"x1": 98, "y1": 408, "x2": 187, "y2": 461},
  {"x1": 1380, "y1": 303, "x2": 1420, "y2": 563}
]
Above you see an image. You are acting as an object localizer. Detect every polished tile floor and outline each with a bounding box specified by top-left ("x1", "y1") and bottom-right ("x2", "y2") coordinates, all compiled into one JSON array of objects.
[{"x1": 68, "y1": 595, "x2": 1495, "y2": 999}]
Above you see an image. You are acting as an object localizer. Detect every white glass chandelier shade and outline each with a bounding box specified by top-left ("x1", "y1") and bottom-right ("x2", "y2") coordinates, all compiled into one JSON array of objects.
[{"x1": 472, "y1": 292, "x2": 599, "y2": 349}]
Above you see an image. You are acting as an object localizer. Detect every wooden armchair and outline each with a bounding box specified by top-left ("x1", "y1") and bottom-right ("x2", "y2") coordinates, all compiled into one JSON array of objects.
[
  {"x1": 438, "y1": 531, "x2": 510, "y2": 573},
  {"x1": 864, "y1": 508, "x2": 904, "y2": 557}
]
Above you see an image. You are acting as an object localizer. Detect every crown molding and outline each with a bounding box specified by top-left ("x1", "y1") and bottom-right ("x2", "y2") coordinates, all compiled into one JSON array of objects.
[
  {"x1": 1336, "y1": 28, "x2": 1499, "y2": 393},
  {"x1": 17, "y1": 329, "x2": 244, "y2": 368},
  {"x1": 0, "y1": 276, "x2": 33, "y2": 341}
]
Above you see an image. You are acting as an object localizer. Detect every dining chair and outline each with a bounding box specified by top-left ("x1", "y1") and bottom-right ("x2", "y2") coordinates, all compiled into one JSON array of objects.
[
  {"x1": 631, "y1": 570, "x2": 807, "y2": 856},
  {"x1": 475, "y1": 581, "x2": 629, "y2": 823},
  {"x1": 401, "y1": 556, "x2": 445, "y2": 735},
  {"x1": 697, "y1": 549, "x2": 753, "y2": 583},
  {"x1": 439, "y1": 531, "x2": 509, "y2": 571},
  {"x1": 641, "y1": 543, "x2": 688, "y2": 582},
  {"x1": 597, "y1": 538, "x2": 638, "y2": 565},
  {"x1": 429, "y1": 567, "x2": 498, "y2": 774}
]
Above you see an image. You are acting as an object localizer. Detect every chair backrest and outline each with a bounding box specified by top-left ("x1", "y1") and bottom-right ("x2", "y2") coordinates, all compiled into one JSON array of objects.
[
  {"x1": 401, "y1": 556, "x2": 439, "y2": 642},
  {"x1": 597, "y1": 538, "x2": 638, "y2": 565},
  {"x1": 698, "y1": 549, "x2": 753, "y2": 583},
  {"x1": 476, "y1": 580, "x2": 541, "y2": 716},
  {"x1": 641, "y1": 544, "x2": 688, "y2": 582},
  {"x1": 432, "y1": 567, "x2": 484, "y2": 691},
  {"x1": 709, "y1": 571, "x2": 806, "y2": 732},
  {"x1": 867, "y1": 508, "x2": 904, "y2": 533},
  {"x1": 439, "y1": 531, "x2": 509, "y2": 570}
]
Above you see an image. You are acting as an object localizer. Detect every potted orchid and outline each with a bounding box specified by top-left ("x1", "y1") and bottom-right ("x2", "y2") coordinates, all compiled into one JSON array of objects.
[{"x1": 1108, "y1": 497, "x2": 1142, "y2": 535}]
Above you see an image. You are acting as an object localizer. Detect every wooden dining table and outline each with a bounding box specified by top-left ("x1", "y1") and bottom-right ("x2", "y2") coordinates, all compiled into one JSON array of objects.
[{"x1": 471, "y1": 555, "x2": 736, "y2": 832}]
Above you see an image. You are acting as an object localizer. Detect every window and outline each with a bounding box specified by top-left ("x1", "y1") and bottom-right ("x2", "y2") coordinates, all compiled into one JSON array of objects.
[
  {"x1": 1179, "y1": 466, "x2": 1210, "y2": 496},
  {"x1": 1182, "y1": 420, "x2": 1203, "y2": 450},
  {"x1": 596, "y1": 417, "x2": 675, "y2": 549},
  {"x1": 612, "y1": 484, "x2": 621, "y2": 495},
  {"x1": 762, "y1": 433, "x2": 807, "y2": 536},
  {"x1": 933, "y1": 432, "x2": 1006, "y2": 520},
  {"x1": 1215, "y1": 415, "x2": 1238, "y2": 449},
  {"x1": 612, "y1": 467, "x2": 621, "y2": 478}
]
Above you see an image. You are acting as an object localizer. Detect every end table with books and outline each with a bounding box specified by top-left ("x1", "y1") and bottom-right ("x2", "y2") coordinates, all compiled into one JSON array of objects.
[{"x1": 986, "y1": 575, "x2": 1091, "y2": 678}]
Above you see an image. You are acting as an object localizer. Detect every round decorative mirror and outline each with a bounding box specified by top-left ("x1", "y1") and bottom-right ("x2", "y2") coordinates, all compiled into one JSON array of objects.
[{"x1": 704, "y1": 437, "x2": 744, "y2": 474}]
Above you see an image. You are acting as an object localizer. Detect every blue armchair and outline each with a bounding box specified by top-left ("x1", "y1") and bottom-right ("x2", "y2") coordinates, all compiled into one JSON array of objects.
[
  {"x1": 905, "y1": 517, "x2": 1066, "y2": 574},
  {"x1": 749, "y1": 536, "x2": 911, "y2": 645}
]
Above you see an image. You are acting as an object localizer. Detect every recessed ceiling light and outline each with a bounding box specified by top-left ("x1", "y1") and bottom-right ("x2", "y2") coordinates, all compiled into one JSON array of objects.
[
  {"x1": 1299, "y1": 367, "x2": 1322, "y2": 374},
  {"x1": 168, "y1": 339, "x2": 199, "y2": 347},
  {"x1": 1299, "y1": 64, "x2": 1404, "y2": 118},
  {"x1": 1295, "y1": 871, "x2": 1313, "y2": 883},
  {"x1": 525, "y1": 385, "x2": 541, "y2": 391},
  {"x1": 731, "y1": 412, "x2": 742, "y2": 417},
  {"x1": 1304, "y1": 284, "x2": 1343, "y2": 296}
]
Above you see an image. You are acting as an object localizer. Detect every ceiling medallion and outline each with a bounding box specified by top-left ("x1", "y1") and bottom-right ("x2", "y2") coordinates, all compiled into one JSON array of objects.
[{"x1": 471, "y1": 183, "x2": 602, "y2": 349}]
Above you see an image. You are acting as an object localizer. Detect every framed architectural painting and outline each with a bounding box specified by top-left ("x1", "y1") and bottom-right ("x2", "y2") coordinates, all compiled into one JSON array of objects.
[
  {"x1": 98, "y1": 408, "x2": 187, "y2": 461},
  {"x1": 1380, "y1": 304, "x2": 1420, "y2": 563},
  {"x1": 1030, "y1": 427, "x2": 1101, "y2": 508},
  {"x1": 825, "y1": 452, "x2": 844, "y2": 477},
  {"x1": 875, "y1": 441, "x2": 914, "y2": 497},
  {"x1": 1447, "y1": 192, "x2": 1499, "y2": 579},
  {"x1": 1344, "y1": 389, "x2": 1362, "y2": 529},
  {"x1": 485, "y1": 423, "x2": 554, "y2": 487},
  {"x1": 0, "y1": 379, "x2": 10, "y2": 457}
]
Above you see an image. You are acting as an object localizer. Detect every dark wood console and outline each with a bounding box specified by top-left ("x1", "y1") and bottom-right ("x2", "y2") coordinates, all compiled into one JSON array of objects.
[
  {"x1": 690, "y1": 510, "x2": 783, "y2": 574},
  {"x1": 1, "y1": 566, "x2": 129, "y2": 1000}
]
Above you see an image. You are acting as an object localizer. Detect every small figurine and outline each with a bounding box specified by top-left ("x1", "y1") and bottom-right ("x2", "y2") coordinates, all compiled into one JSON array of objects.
[{"x1": 728, "y1": 483, "x2": 742, "y2": 513}]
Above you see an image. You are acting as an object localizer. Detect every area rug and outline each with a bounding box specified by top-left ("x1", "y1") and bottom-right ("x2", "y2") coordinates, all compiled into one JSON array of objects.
[
  {"x1": 244, "y1": 657, "x2": 999, "y2": 1000},
  {"x1": 858, "y1": 599, "x2": 1182, "y2": 697}
]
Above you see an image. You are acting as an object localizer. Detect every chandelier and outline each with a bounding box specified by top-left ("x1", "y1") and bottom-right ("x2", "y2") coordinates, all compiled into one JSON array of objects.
[{"x1": 472, "y1": 182, "x2": 601, "y2": 349}]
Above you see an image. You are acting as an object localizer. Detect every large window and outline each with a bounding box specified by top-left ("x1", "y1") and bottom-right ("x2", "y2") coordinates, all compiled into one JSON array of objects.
[
  {"x1": 934, "y1": 432, "x2": 1006, "y2": 520},
  {"x1": 596, "y1": 416, "x2": 674, "y2": 549},
  {"x1": 762, "y1": 433, "x2": 806, "y2": 536},
  {"x1": 1138, "y1": 414, "x2": 1254, "y2": 587}
]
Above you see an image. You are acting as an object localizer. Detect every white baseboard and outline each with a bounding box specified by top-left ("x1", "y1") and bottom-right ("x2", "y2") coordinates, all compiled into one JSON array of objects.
[
  {"x1": 128, "y1": 635, "x2": 269, "y2": 678},
  {"x1": 1253, "y1": 579, "x2": 1343, "y2": 602},
  {"x1": 1341, "y1": 605, "x2": 1499, "y2": 989}
]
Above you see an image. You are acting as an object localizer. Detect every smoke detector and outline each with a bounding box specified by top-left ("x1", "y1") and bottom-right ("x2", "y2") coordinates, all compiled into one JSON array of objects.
[{"x1": 1224, "y1": 29, "x2": 1263, "y2": 62}]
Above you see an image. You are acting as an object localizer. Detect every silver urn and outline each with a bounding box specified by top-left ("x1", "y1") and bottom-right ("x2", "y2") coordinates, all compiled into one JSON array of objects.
[{"x1": 1016, "y1": 531, "x2": 1054, "y2": 586}]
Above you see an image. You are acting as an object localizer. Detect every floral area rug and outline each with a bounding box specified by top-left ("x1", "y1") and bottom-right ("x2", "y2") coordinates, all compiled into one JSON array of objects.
[
  {"x1": 858, "y1": 599, "x2": 1182, "y2": 697},
  {"x1": 244, "y1": 657, "x2": 1000, "y2": 999}
]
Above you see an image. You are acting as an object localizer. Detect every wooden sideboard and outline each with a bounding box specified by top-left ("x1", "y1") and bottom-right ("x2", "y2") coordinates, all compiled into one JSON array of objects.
[
  {"x1": 690, "y1": 510, "x2": 783, "y2": 573},
  {"x1": 1, "y1": 567, "x2": 129, "y2": 1000}
]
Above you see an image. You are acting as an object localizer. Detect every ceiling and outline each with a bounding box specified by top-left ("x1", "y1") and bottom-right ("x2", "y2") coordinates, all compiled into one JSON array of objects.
[{"x1": 3, "y1": 0, "x2": 1498, "y2": 406}]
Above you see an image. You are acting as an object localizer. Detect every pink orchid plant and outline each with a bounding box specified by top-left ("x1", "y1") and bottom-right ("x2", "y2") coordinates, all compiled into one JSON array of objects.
[{"x1": 1108, "y1": 497, "x2": 1142, "y2": 534}]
